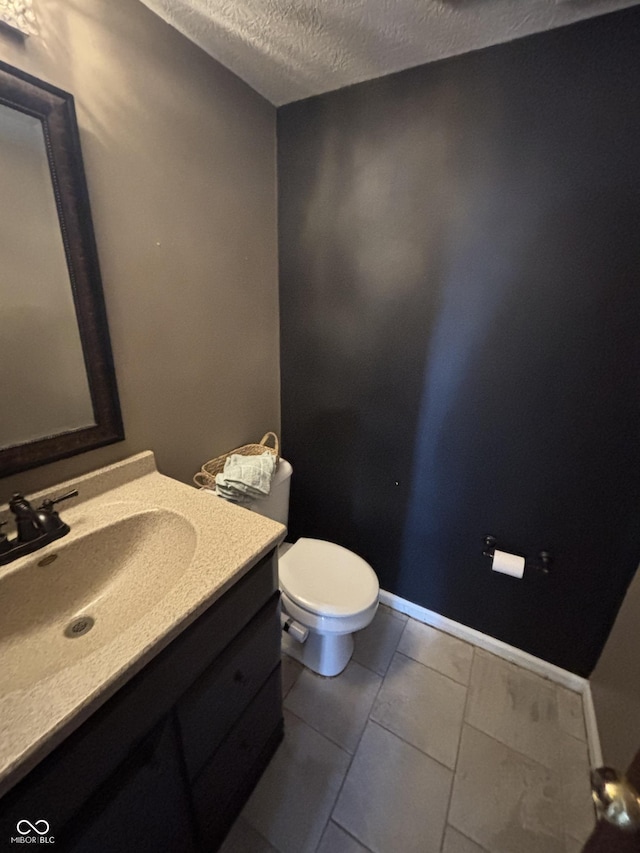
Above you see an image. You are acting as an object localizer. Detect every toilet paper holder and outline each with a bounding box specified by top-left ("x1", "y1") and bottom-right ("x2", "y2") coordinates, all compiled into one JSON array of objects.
[{"x1": 482, "y1": 535, "x2": 551, "y2": 575}]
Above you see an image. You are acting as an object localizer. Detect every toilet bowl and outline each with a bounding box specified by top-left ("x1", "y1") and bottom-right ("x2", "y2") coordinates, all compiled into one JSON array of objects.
[
  {"x1": 207, "y1": 457, "x2": 380, "y2": 677},
  {"x1": 279, "y1": 537, "x2": 379, "y2": 676}
]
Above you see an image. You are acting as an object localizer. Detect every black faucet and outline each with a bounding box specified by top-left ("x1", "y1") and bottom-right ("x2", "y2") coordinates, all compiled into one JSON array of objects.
[
  {"x1": 10, "y1": 493, "x2": 45, "y2": 543},
  {"x1": 0, "y1": 490, "x2": 78, "y2": 565}
]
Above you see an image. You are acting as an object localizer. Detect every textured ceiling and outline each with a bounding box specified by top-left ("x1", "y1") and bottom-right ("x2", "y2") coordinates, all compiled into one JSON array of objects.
[{"x1": 139, "y1": 0, "x2": 640, "y2": 105}]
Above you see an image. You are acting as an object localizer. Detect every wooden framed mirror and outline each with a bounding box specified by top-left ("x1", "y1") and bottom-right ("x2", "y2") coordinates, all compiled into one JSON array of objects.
[{"x1": 0, "y1": 60, "x2": 123, "y2": 478}]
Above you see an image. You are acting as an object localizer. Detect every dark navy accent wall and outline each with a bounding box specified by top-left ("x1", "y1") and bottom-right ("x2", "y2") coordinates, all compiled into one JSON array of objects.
[{"x1": 278, "y1": 7, "x2": 640, "y2": 675}]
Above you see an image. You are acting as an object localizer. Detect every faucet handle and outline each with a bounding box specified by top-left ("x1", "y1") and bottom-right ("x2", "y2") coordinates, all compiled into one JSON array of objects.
[
  {"x1": 8, "y1": 494, "x2": 43, "y2": 543},
  {"x1": 9, "y1": 493, "x2": 30, "y2": 510},
  {"x1": 36, "y1": 490, "x2": 78, "y2": 535},
  {"x1": 40, "y1": 489, "x2": 79, "y2": 511}
]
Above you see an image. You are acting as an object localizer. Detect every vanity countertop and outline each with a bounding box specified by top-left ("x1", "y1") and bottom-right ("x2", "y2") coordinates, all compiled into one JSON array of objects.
[{"x1": 0, "y1": 451, "x2": 285, "y2": 797}]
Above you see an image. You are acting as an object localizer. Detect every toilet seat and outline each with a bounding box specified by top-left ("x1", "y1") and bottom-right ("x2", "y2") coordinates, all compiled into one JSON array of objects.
[
  {"x1": 279, "y1": 537, "x2": 379, "y2": 618},
  {"x1": 281, "y1": 590, "x2": 378, "y2": 636}
]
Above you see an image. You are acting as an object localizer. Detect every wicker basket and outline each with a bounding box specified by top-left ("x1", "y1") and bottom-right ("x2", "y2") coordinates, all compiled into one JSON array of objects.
[{"x1": 193, "y1": 431, "x2": 280, "y2": 489}]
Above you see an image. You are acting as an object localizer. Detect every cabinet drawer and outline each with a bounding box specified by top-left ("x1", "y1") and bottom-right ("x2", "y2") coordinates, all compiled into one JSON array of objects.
[
  {"x1": 177, "y1": 593, "x2": 281, "y2": 780},
  {"x1": 192, "y1": 667, "x2": 283, "y2": 849}
]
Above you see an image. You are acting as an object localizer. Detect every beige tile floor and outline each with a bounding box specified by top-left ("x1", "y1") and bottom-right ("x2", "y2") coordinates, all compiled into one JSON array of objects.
[{"x1": 220, "y1": 605, "x2": 595, "y2": 853}]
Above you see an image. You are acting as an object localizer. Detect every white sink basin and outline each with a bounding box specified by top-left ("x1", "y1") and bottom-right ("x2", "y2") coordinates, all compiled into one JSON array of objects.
[{"x1": 0, "y1": 507, "x2": 197, "y2": 690}]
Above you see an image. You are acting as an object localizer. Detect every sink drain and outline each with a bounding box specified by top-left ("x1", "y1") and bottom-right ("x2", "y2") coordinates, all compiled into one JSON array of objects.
[{"x1": 64, "y1": 616, "x2": 95, "y2": 638}]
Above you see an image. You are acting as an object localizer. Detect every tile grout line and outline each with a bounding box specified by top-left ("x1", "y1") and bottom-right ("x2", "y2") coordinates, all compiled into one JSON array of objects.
[
  {"x1": 331, "y1": 614, "x2": 476, "y2": 850},
  {"x1": 367, "y1": 618, "x2": 472, "y2": 773},
  {"x1": 285, "y1": 624, "x2": 592, "y2": 851},
  {"x1": 462, "y1": 718, "x2": 568, "y2": 774},
  {"x1": 240, "y1": 698, "x2": 355, "y2": 853},
  {"x1": 352, "y1": 614, "x2": 410, "y2": 679},
  {"x1": 323, "y1": 618, "x2": 410, "y2": 851},
  {"x1": 392, "y1": 647, "x2": 473, "y2": 690},
  {"x1": 380, "y1": 590, "x2": 588, "y2": 693},
  {"x1": 383, "y1": 594, "x2": 604, "y2": 772},
  {"x1": 276, "y1": 615, "x2": 590, "y2": 853},
  {"x1": 328, "y1": 821, "x2": 376, "y2": 853},
  {"x1": 446, "y1": 826, "x2": 491, "y2": 853},
  {"x1": 281, "y1": 613, "x2": 409, "y2": 851},
  {"x1": 284, "y1": 682, "x2": 377, "y2": 758},
  {"x1": 457, "y1": 718, "x2": 594, "y2": 849},
  {"x1": 239, "y1": 656, "x2": 301, "y2": 853},
  {"x1": 277, "y1": 707, "x2": 352, "y2": 853},
  {"x1": 282, "y1": 618, "x2": 593, "y2": 853},
  {"x1": 364, "y1": 717, "x2": 460, "y2": 778},
  {"x1": 439, "y1": 644, "x2": 476, "y2": 852},
  {"x1": 281, "y1": 654, "x2": 303, "y2": 700}
]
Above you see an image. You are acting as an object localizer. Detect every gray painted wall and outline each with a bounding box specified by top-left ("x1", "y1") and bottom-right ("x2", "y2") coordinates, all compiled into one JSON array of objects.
[{"x1": 0, "y1": 0, "x2": 280, "y2": 496}]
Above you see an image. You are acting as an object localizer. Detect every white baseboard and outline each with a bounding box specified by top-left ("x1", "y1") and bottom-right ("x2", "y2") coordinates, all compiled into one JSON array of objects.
[
  {"x1": 380, "y1": 588, "x2": 602, "y2": 766},
  {"x1": 582, "y1": 683, "x2": 603, "y2": 768}
]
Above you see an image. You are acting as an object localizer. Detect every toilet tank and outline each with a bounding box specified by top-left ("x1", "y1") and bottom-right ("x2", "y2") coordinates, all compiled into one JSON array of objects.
[{"x1": 247, "y1": 458, "x2": 292, "y2": 527}]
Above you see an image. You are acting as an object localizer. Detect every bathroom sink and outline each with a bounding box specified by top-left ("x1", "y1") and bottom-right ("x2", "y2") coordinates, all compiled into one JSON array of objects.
[
  {"x1": 0, "y1": 451, "x2": 286, "y2": 801},
  {"x1": 0, "y1": 507, "x2": 197, "y2": 691}
]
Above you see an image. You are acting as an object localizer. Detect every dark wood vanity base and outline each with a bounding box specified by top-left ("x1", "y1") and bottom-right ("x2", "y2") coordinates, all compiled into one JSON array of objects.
[{"x1": 0, "y1": 549, "x2": 283, "y2": 852}]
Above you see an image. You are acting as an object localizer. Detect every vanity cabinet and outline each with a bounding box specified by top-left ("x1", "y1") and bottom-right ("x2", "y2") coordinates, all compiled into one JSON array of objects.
[
  {"x1": 0, "y1": 550, "x2": 283, "y2": 852},
  {"x1": 66, "y1": 719, "x2": 196, "y2": 853}
]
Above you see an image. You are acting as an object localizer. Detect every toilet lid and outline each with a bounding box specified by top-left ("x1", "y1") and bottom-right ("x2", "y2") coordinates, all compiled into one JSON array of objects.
[{"x1": 279, "y1": 538, "x2": 379, "y2": 617}]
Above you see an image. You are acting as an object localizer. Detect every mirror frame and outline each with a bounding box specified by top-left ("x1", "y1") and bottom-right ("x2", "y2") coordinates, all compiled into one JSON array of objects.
[{"x1": 0, "y1": 60, "x2": 123, "y2": 478}]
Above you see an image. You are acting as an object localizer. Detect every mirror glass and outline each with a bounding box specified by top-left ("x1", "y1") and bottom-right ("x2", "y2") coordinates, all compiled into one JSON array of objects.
[
  {"x1": 0, "y1": 103, "x2": 95, "y2": 448},
  {"x1": 0, "y1": 61, "x2": 123, "y2": 478}
]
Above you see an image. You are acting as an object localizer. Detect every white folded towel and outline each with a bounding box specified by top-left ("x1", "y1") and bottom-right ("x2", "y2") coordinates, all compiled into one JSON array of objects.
[{"x1": 215, "y1": 452, "x2": 276, "y2": 503}]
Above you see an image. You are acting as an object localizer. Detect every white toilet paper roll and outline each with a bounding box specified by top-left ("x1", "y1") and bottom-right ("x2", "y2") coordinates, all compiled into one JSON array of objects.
[{"x1": 492, "y1": 549, "x2": 525, "y2": 579}]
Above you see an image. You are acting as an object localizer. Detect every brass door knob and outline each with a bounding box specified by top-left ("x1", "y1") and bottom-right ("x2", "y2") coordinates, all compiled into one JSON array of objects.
[{"x1": 592, "y1": 767, "x2": 640, "y2": 831}]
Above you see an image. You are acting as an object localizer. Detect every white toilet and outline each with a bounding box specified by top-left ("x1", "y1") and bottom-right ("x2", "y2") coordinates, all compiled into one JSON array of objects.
[{"x1": 240, "y1": 459, "x2": 379, "y2": 676}]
